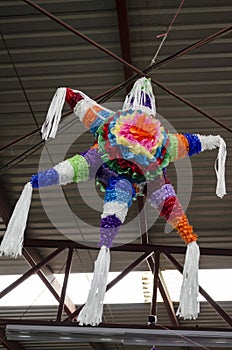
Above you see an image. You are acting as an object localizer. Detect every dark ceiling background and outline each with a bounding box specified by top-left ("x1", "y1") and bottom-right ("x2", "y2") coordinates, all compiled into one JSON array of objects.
[{"x1": 0, "y1": 1, "x2": 231, "y2": 349}]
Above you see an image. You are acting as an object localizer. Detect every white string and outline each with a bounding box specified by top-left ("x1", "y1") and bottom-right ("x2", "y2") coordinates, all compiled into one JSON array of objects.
[
  {"x1": 150, "y1": 0, "x2": 185, "y2": 65},
  {"x1": 150, "y1": 34, "x2": 167, "y2": 65}
]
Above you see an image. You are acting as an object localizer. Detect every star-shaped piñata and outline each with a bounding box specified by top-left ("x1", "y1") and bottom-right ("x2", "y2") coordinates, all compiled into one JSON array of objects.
[{"x1": 0, "y1": 78, "x2": 227, "y2": 326}]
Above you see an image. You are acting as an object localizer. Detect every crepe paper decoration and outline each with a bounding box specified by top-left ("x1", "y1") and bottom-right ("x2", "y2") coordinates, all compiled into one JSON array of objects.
[{"x1": 0, "y1": 77, "x2": 227, "y2": 326}]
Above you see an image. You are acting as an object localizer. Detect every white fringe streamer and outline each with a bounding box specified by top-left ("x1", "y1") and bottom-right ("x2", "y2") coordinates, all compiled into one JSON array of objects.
[
  {"x1": 41, "y1": 87, "x2": 66, "y2": 140},
  {"x1": 215, "y1": 137, "x2": 227, "y2": 198},
  {"x1": 122, "y1": 77, "x2": 156, "y2": 116},
  {"x1": 176, "y1": 241, "x2": 200, "y2": 320},
  {"x1": 0, "y1": 182, "x2": 33, "y2": 258},
  {"x1": 77, "y1": 245, "x2": 110, "y2": 326},
  {"x1": 197, "y1": 134, "x2": 227, "y2": 198}
]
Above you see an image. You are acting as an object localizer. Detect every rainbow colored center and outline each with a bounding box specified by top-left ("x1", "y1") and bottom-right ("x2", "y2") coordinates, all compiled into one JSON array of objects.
[
  {"x1": 129, "y1": 125, "x2": 155, "y2": 142},
  {"x1": 111, "y1": 110, "x2": 165, "y2": 159},
  {"x1": 97, "y1": 109, "x2": 170, "y2": 180}
]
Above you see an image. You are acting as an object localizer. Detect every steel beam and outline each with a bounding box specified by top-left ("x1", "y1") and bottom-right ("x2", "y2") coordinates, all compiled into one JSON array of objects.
[
  {"x1": 23, "y1": 239, "x2": 232, "y2": 256},
  {"x1": 0, "y1": 248, "x2": 64, "y2": 300},
  {"x1": 0, "y1": 328, "x2": 25, "y2": 350},
  {"x1": 146, "y1": 255, "x2": 179, "y2": 327},
  {"x1": 137, "y1": 196, "x2": 148, "y2": 245},
  {"x1": 107, "y1": 251, "x2": 153, "y2": 292},
  {"x1": 56, "y1": 248, "x2": 73, "y2": 321},
  {"x1": 158, "y1": 270, "x2": 179, "y2": 326},
  {"x1": 23, "y1": 247, "x2": 76, "y2": 315},
  {"x1": 150, "y1": 252, "x2": 160, "y2": 318},
  {"x1": 23, "y1": 249, "x2": 73, "y2": 318},
  {"x1": 116, "y1": 0, "x2": 134, "y2": 88},
  {"x1": 5, "y1": 324, "x2": 232, "y2": 348},
  {"x1": 1, "y1": 319, "x2": 232, "y2": 331},
  {"x1": 89, "y1": 342, "x2": 106, "y2": 350},
  {"x1": 137, "y1": 196, "x2": 179, "y2": 326}
]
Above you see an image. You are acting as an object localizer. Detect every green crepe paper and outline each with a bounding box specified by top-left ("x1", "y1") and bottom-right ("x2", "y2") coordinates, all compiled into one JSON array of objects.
[{"x1": 68, "y1": 154, "x2": 89, "y2": 183}]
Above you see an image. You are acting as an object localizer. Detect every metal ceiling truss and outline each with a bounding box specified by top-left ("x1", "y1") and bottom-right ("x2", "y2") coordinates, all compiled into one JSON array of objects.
[
  {"x1": 1, "y1": 0, "x2": 232, "y2": 348},
  {"x1": 1, "y1": 185, "x2": 232, "y2": 342},
  {"x1": 0, "y1": 241, "x2": 232, "y2": 348},
  {"x1": 1, "y1": 237, "x2": 232, "y2": 326},
  {"x1": 138, "y1": 196, "x2": 179, "y2": 327},
  {"x1": 3, "y1": 324, "x2": 232, "y2": 348}
]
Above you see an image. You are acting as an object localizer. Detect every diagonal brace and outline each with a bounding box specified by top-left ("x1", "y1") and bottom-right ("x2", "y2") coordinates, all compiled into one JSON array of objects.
[
  {"x1": 0, "y1": 248, "x2": 64, "y2": 300},
  {"x1": 165, "y1": 252, "x2": 232, "y2": 328},
  {"x1": 63, "y1": 251, "x2": 154, "y2": 322}
]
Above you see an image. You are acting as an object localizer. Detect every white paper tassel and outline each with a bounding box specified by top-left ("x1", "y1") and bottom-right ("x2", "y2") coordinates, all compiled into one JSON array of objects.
[
  {"x1": 41, "y1": 87, "x2": 66, "y2": 140},
  {"x1": 176, "y1": 241, "x2": 200, "y2": 320},
  {"x1": 77, "y1": 245, "x2": 110, "y2": 326},
  {"x1": 0, "y1": 182, "x2": 33, "y2": 258},
  {"x1": 122, "y1": 77, "x2": 156, "y2": 116},
  {"x1": 197, "y1": 134, "x2": 227, "y2": 198},
  {"x1": 215, "y1": 137, "x2": 227, "y2": 198}
]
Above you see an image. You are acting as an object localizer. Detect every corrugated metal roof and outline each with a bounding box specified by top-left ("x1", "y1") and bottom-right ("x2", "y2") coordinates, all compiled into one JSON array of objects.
[
  {"x1": 0, "y1": 0, "x2": 232, "y2": 349},
  {"x1": 0, "y1": 303, "x2": 232, "y2": 349}
]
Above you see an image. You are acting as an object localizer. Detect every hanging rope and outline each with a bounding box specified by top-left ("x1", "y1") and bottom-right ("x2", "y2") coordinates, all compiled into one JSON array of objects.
[{"x1": 150, "y1": 0, "x2": 185, "y2": 65}]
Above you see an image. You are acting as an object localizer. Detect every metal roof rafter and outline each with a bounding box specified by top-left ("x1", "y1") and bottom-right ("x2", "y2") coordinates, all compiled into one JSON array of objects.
[
  {"x1": 20, "y1": 0, "x2": 232, "y2": 134},
  {"x1": 115, "y1": 0, "x2": 134, "y2": 90},
  {"x1": 137, "y1": 196, "x2": 179, "y2": 326},
  {"x1": 21, "y1": 238, "x2": 232, "y2": 256},
  {"x1": 1, "y1": 21, "x2": 232, "y2": 154}
]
